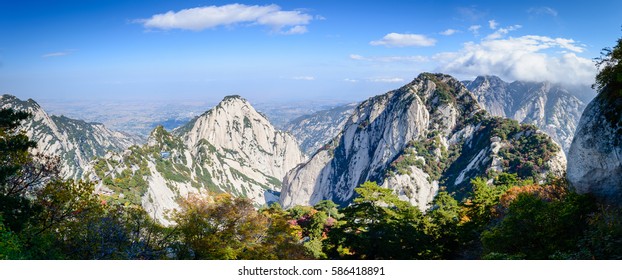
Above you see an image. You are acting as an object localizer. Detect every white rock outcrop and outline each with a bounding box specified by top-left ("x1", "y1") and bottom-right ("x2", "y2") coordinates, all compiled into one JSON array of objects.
[{"x1": 567, "y1": 92, "x2": 622, "y2": 204}]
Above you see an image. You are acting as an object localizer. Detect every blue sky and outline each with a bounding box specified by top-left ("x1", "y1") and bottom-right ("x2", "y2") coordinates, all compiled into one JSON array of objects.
[{"x1": 1, "y1": 0, "x2": 620, "y2": 103}]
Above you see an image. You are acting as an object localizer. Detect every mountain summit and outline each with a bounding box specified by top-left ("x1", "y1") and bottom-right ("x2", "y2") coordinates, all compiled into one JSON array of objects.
[
  {"x1": 280, "y1": 73, "x2": 566, "y2": 210},
  {"x1": 176, "y1": 95, "x2": 305, "y2": 180},
  {"x1": 87, "y1": 95, "x2": 306, "y2": 224},
  {"x1": 464, "y1": 76, "x2": 586, "y2": 153}
]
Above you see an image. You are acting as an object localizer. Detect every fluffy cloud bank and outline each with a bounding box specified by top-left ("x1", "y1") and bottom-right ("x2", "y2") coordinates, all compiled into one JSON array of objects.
[
  {"x1": 138, "y1": 4, "x2": 312, "y2": 34},
  {"x1": 435, "y1": 35, "x2": 596, "y2": 85}
]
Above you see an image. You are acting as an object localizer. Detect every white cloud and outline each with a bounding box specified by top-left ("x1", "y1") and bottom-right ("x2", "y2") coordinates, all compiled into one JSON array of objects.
[
  {"x1": 369, "y1": 77, "x2": 405, "y2": 83},
  {"x1": 553, "y1": 38, "x2": 585, "y2": 53},
  {"x1": 488, "y1": 20, "x2": 498, "y2": 29},
  {"x1": 138, "y1": 4, "x2": 312, "y2": 34},
  {"x1": 42, "y1": 52, "x2": 70, "y2": 58},
  {"x1": 528, "y1": 7, "x2": 558, "y2": 17},
  {"x1": 370, "y1": 33, "x2": 436, "y2": 47},
  {"x1": 282, "y1": 25, "x2": 307, "y2": 35},
  {"x1": 292, "y1": 76, "x2": 315, "y2": 81},
  {"x1": 468, "y1": 25, "x2": 481, "y2": 35},
  {"x1": 434, "y1": 35, "x2": 595, "y2": 85},
  {"x1": 485, "y1": 24, "x2": 522, "y2": 40},
  {"x1": 256, "y1": 10, "x2": 310, "y2": 26},
  {"x1": 344, "y1": 78, "x2": 358, "y2": 83},
  {"x1": 349, "y1": 54, "x2": 428, "y2": 63},
  {"x1": 440, "y1": 29, "x2": 459, "y2": 36}
]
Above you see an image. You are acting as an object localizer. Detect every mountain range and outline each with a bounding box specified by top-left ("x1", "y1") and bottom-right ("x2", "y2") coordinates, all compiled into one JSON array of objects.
[
  {"x1": 0, "y1": 94, "x2": 139, "y2": 179},
  {"x1": 283, "y1": 75, "x2": 589, "y2": 159},
  {"x1": 84, "y1": 95, "x2": 306, "y2": 223},
  {"x1": 280, "y1": 73, "x2": 566, "y2": 210},
  {"x1": 464, "y1": 75, "x2": 587, "y2": 153},
  {"x1": 283, "y1": 103, "x2": 358, "y2": 155},
  {"x1": 1, "y1": 72, "x2": 595, "y2": 222}
]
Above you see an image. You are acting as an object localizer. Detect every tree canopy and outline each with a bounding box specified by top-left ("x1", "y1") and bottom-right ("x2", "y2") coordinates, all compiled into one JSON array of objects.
[{"x1": 594, "y1": 31, "x2": 622, "y2": 94}]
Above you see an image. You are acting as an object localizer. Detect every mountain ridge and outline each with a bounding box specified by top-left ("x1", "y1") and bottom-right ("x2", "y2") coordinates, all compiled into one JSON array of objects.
[
  {"x1": 1, "y1": 94, "x2": 139, "y2": 179},
  {"x1": 464, "y1": 75, "x2": 587, "y2": 153},
  {"x1": 86, "y1": 95, "x2": 306, "y2": 224},
  {"x1": 280, "y1": 73, "x2": 566, "y2": 210},
  {"x1": 283, "y1": 103, "x2": 358, "y2": 155}
]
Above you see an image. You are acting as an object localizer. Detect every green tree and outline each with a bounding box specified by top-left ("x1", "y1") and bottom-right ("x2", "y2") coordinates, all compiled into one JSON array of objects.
[
  {"x1": 314, "y1": 200, "x2": 342, "y2": 219},
  {"x1": 591, "y1": 31, "x2": 622, "y2": 140},
  {"x1": 0, "y1": 214, "x2": 23, "y2": 259},
  {"x1": 466, "y1": 176, "x2": 508, "y2": 226},
  {"x1": 454, "y1": 174, "x2": 522, "y2": 258},
  {"x1": 55, "y1": 200, "x2": 170, "y2": 260},
  {"x1": 288, "y1": 205, "x2": 314, "y2": 219},
  {"x1": 308, "y1": 211, "x2": 328, "y2": 240},
  {"x1": 172, "y1": 193, "x2": 270, "y2": 259},
  {"x1": 579, "y1": 206, "x2": 622, "y2": 259},
  {"x1": 0, "y1": 108, "x2": 62, "y2": 235},
  {"x1": 7, "y1": 178, "x2": 168, "y2": 259},
  {"x1": 0, "y1": 109, "x2": 34, "y2": 181},
  {"x1": 0, "y1": 108, "x2": 37, "y2": 233},
  {"x1": 255, "y1": 203, "x2": 310, "y2": 260},
  {"x1": 0, "y1": 108, "x2": 171, "y2": 260},
  {"x1": 19, "y1": 180, "x2": 102, "y2": 258},
  {"x1": 481, "y1": 192, "x2": 595, "y2": 259},
  {"x1": 284, "y1": 201, "x2": 340, "y2": 259},
  {"x1": 425, "y1": 191, "x2": 461, "y2": 259},
  {"x1": 594, "y1": 31, "x2": 622, "y2": 94},
  {"x1": 325, "y1": 181, "x2": 427, "y2": 259}
]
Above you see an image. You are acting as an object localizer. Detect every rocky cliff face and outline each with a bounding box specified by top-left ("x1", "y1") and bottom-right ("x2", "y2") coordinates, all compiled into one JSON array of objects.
[
  {"x1": 464, "y1": 76, "x2": 586, "y2": 154},
  {"x1": 567, "y1": 87, "x2": 622, "y2": 204},
  {"x1": 283, "y1": 103, "x2": 357, "y2": 155},
  {"x1": 176, "y1": 95, "x2": 306, "y2": 181},
  {"x1": 464, "y1": 75, "x2": 510, "y2": 117},
  {"x1": 0, "y1": 94, "x2": 138, "y2": 179},
  {"x1": 86, "y1": 96, "x2": 306, "y2": 224},
  {"x1": 280, "y1": 73, "x2": 565, "y2": 210}
]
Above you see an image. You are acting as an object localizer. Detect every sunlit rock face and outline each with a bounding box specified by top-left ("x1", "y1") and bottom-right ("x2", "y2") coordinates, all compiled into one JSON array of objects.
[
  {"x1": 281, "y1": 73, "x2": 566, "y2": 210},
  {"x1": 568, "y1": 88, "x2": 622, "y2": 205},
  {"x1": 85, "y1": 95, "x2": 306, "y2": 224}
]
